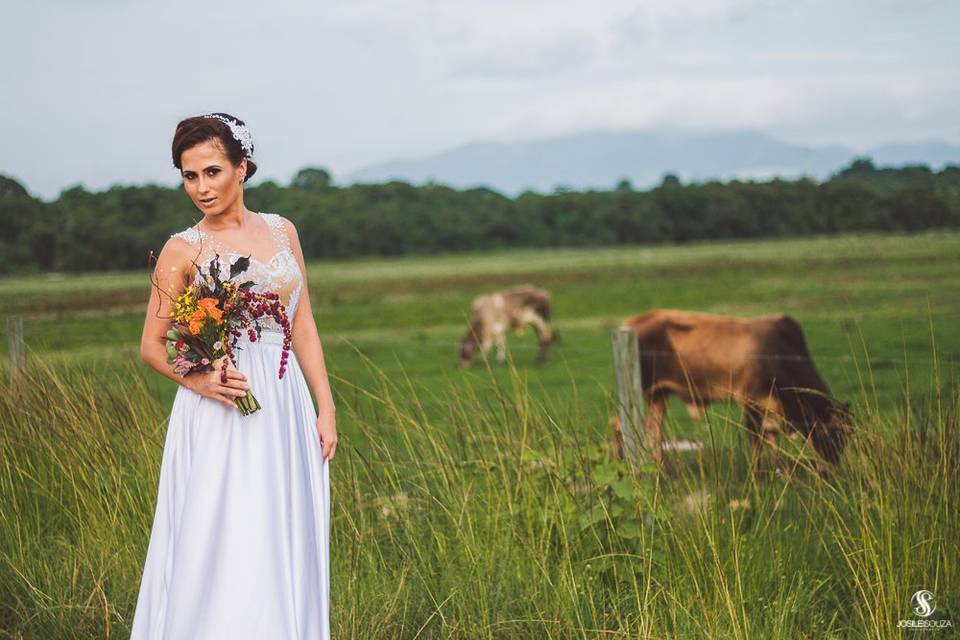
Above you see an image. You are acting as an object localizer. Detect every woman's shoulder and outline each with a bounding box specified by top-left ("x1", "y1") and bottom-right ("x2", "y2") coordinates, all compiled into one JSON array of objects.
[
  {"x1": 154, "y1": 228, "x2": 201, "y2": 275},
  {"x1": 169, "y1": 225, "x2": 201, "y2": 245},
  {"x1": 163, "y1": 225, "x2": 206, "y2": 263}
]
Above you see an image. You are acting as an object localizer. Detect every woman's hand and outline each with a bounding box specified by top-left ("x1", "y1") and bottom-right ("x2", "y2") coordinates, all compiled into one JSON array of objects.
[
  {"x1": 316, "y1": 413, "x2": 337, "y2": 461},
  {"x1": 184, "y1": 368, "x2": 250, "y2": 409}
]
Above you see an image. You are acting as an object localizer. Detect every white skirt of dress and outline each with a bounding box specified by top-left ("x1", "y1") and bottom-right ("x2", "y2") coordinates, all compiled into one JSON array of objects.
[{"x1": 130, "y1": 330, "x2": 330, "y2": 639}]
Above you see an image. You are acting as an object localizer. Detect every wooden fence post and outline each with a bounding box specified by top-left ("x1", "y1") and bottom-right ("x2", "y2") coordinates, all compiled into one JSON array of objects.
[
  {"x1": 7, "y1": 316, "x2": 26, "y2": 386},
  {"x1": 611, "y1": 328, "x2": 645, "y2": 472}
]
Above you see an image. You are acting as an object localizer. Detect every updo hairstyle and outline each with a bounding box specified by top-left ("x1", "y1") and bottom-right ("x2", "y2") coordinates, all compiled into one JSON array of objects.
[{"x1": 171, "y1": 113, "x2": 258, "y2": 182}]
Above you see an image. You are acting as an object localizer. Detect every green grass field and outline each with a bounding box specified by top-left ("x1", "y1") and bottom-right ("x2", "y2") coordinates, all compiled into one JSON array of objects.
[{"x1": 1, "y1": 231, "x2": 958, "y2": 638}]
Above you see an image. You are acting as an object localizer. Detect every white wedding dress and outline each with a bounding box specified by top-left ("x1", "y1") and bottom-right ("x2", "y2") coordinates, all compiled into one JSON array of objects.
[{"x1": 131, "y1": 212, "x2": 330, "y2": 639}]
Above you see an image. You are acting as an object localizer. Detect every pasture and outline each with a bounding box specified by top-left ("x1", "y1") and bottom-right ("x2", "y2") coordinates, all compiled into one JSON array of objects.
[{"x1": 1, "y1": 231, "x2": 959, "y2": 638}]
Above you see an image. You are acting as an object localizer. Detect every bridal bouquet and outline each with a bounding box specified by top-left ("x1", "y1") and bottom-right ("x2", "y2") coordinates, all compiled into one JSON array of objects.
[{"x1": 162, "y1": 254, "x2": 293, "y2": 415}]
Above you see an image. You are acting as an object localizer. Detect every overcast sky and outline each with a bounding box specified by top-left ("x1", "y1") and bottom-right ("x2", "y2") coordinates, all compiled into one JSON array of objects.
[{"x1": 2, "y1": 0, "x2": 958, "y2": 199}]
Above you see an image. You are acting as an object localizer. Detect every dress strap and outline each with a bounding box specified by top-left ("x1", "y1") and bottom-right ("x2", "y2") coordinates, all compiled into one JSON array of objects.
[
  {"x1": 261, "y1": 212, "x2": 292, "y2": 254},
  {"x1": 170, "y1": 227, "x2": 201, "y2": 245},
  {"x1": 169, "y1": 213, "x2": 290, "y2": 259}
]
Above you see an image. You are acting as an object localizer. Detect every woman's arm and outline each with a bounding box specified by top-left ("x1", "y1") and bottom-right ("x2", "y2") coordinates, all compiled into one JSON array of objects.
[
  {"x1": 281, "y1": 217, "x2": 338, "y2": 460},
  {"x1": 139, "y1": 238, "x2": 249, "y2": 409}
]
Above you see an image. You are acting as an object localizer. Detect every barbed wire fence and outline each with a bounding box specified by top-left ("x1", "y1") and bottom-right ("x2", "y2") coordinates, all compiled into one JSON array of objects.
[
  {"x1": 329, "y1": 333, "x2": 960, "y2": 366},
  {"x1": 4, "y1": 310, "x2": 958, "y2": 393}
]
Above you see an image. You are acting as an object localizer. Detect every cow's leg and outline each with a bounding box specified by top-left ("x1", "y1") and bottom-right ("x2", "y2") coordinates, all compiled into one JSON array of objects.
[
  {"x1": 479, "y1": 333, "x2": 494, "y2": 362},
  {"x1": 808, "y1": 423, "x2": 837, "y2": 478},
  {"x1": 743, "y1": 405, "x2": 768, "y2": 482},
  {"x1": 494, "y1": 330, "x2": 507, "y2": 363},
  {"x1": 527, "y1": 313, "x2": 552, "y2": 363},
  {"x1": 759, "y1": 408, "x2": 792, "y2": 476},
  {"x1": 644, "y1": 391, "x2": 666, "y2": 472}
]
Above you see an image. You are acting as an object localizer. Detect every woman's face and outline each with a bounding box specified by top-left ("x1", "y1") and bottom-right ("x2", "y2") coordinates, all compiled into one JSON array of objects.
[{"x1": 179, "y1": 139, "x2": 246, "y2": 216}]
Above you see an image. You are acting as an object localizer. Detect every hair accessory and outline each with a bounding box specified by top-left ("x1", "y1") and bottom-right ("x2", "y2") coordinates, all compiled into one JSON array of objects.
[{"x1": 200, "y1": 113, "x2": 254, "y2": 158}]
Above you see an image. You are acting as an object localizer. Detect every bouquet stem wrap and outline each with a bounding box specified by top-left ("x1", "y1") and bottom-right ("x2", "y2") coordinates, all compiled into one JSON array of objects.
[{"x1": 214, "y1": 354, "x2": 261, "y2": 416}]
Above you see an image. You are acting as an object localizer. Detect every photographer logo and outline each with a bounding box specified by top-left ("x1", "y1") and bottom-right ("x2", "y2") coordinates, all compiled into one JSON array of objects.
[
  {"x1": 898, "y1": 590, "x2": 952, "y2": 632},
  {"x1": 912, "y1": 590, "x2": 936, "y2": 618}
]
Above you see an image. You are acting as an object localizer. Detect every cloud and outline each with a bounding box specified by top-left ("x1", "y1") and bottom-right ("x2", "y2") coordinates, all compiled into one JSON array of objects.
[
  {"x1": 484, "y1": 71, "x2": 960, "y2": 148},
  {"x1": 1, "y1": 0, "x2": 958, "y2": 199},
  {"x1": 453, "y1": 31, "x2": 598, "y2": 79}
]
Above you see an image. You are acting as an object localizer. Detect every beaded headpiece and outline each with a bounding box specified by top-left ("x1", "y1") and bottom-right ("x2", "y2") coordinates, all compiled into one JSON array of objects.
[{"x1": 200, "y1": 113, "x2": 254, "y2": 158}]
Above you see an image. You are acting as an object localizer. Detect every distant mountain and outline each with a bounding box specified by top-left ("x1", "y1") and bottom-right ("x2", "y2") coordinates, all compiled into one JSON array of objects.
[{"x1": 346, "y1": 130, "x2": 960, "y2": 194}]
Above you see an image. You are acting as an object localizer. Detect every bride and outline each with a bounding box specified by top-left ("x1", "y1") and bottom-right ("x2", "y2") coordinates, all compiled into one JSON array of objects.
[{"x1": 131, "y1": 113, "x2": 336, "y2": 639}]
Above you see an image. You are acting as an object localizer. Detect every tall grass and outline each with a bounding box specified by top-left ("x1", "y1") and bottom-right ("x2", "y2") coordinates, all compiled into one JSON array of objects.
[{"x1": 0, "y1": 352, "x2": 957, "y2": 638}]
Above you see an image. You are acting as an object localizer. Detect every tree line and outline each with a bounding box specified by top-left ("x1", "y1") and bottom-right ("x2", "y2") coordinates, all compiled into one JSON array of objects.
[{"x1": 2, "y1": 158, "x2": 959, "y2": 275}]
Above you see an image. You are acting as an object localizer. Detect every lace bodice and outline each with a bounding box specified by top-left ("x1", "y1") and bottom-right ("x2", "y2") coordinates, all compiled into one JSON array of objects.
[{"x1": 171, "y1": 212, "x2": 303, "y2": 334}]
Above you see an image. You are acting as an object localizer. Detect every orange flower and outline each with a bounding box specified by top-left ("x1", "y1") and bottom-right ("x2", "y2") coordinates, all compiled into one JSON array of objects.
[
  {"x1": 197, "y1": 298, "x2": 224, "y2": 324},
  {"x1": 198, "y1": 298, "x2": 220, "y2": 310},
  {"x1": 189, "y1": 309, "x2": 207, "y2": 335}
]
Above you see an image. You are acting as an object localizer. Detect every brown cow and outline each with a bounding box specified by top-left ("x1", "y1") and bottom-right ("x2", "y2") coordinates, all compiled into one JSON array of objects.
[
  {"x1": 459, "y1": 285, "x2": 553, "y2": 367},
  {"x1": 618, "y1": 309, "x2": 852, "y2": 478}
]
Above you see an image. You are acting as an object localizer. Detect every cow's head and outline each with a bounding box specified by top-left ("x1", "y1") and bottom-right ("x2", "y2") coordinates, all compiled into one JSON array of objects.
[
  {"x1": 810, "y1": 400, "x2": 854, "y2": 466},
  {"x1": 458, "y1": 324, "x2": 480, "y2": 368}
]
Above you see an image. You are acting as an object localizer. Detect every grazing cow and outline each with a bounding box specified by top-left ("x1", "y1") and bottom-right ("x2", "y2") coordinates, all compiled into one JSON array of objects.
[
  {"x1": 617, "y1": 309, "x2": 853, "y2": 477},
  {"x1": 459, "y1": 285, "x2": 554, "y2": 367}
]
